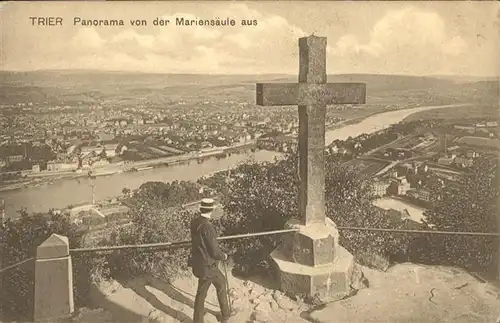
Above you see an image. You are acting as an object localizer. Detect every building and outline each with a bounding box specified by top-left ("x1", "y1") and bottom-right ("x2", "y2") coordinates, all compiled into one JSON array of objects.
[
  {"x1": 437, "y1": 156, "x2": 454, "y2": 166},
  {"x1": 388, "y1": 177, "x2": 411, "y2": 195},
  {"x1": 416, "y1": 163, "x2": 429, "y2": 174},
  {"x1": 454, "y1": 125, "x2": 476, "y2": 133},
  {"x1": 47, "y1": 161, "x2": 78, "y2": 172},
  {"x1": 102, "y1": 144, "x2": 119, "y2": 157},
  {"x1": 96, "y1": 132, "x2": 115, "y2": 142},
  {"x1": 454, "y1": 156, "x2": 474, "y2": 168},
  {"x1": 371, "y1": 179, "x2": 391, "y2": 197},
  {"x1": 7, "y1": 155, "x2": 23, "y2": 163},
  {"x1": 415, "y1": 187, "x2": 431, "y2": 202},
  {"x1": 32, "y1": 164, "x2": 41, "y2": 172},
  {"x1": 69, "y1": 205, "x2": 106, "y2": 226},
  {"x1": 80, "y1": 144, "x2": 118, "y2": 158},
  {"x1": 465, "y1": 150, "x2": 479, "y2": 159},
  {"x1": 457, "y1": 136, "x2": 500, "y2": 150}
]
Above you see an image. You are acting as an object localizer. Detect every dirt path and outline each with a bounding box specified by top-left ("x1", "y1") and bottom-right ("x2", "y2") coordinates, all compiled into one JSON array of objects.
[
  {"x1": 73, "y1": 263, "x2": 499, "y2": 323},
  {"x1": 78, "y1": 267, "x2": 311, "y2": 323},
  {"x1": 309, "y1": 263, "x2": 500, "y2": 323}
]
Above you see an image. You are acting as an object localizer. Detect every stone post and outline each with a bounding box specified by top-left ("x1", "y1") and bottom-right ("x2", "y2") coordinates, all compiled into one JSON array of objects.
[
  {"x1": 497, "y1": 210, "x2": 500, "y2": 283},
  {"x1": 33, "y1": 234, "x2": 74, "y2": 322}
]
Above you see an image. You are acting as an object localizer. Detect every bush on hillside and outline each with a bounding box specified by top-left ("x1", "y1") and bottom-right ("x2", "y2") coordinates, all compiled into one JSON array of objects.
[
  {"x1": 214, "y1": 157, "x2": 299, "y2": 273},
  {"x1": 97, "y1": 161, "x2": 299, "y2": 281},
  {"x1": 415, "y1": 156, "x2": 499, "y2": 277},
  {"x1": 102, "y1": 206, "x2": 194, "y2": 281},
  {"x1": 97, "y1": 181, "x2": 203, "y2": 281},
  {"x1": 102, "y1": 153, "x2": 413, "y2": 279},
  {"x1": 324, "y1": 157, "x2": 413, "y2": 260},
  {"x1": 123, "y1": 180, "x2": 206, "y2": 208},
  {"x1": 215, "y1": 154, "x2": 412, "y2": 273},
  {"x1": 197, "y1": 172, "x2": 230, "y2": 195}
]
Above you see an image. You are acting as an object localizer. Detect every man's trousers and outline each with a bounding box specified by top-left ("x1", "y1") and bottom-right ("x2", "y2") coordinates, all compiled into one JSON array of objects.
[{"x1": 193, "y1": 268, "x2": 230, "y2": 323}]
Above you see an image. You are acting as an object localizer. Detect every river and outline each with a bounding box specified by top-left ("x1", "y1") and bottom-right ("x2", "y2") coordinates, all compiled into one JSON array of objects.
[
  {"x1": 325, "y1": 104, "x2": 463, "y2": 144},
  {"x1": 0, "y1": 104, "x2": 464, "y2": 217}
]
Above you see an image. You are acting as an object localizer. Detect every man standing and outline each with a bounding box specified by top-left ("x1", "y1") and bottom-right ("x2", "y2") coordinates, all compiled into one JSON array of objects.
[{"x1": 190, "y1": 198, "x2": 231, "y2": 323}]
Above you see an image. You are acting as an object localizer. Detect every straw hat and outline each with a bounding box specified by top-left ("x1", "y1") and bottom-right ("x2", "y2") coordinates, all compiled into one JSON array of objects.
[{"x1": 200, "y1": 198, "x2": 216, "y2": 214}]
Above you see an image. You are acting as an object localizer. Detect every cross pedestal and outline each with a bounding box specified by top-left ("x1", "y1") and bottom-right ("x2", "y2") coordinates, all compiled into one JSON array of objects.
[
  {"x1": 256, "y1": 35, "x2": 367, "y2": 301},
  {"x1": 270, "y1": 218, "x2": 359, "y2": 300}
]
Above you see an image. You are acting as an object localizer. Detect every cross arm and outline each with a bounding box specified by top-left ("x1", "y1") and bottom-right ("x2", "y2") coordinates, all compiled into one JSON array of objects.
[
  {"x1": 256, "y1": 83, "x2": 298, "y2": 106},
  {"x1": 256, "y1": 83, "x2": 366, "y2": 106}
]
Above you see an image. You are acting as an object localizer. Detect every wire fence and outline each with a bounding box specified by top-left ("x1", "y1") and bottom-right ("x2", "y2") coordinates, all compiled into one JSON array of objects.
[
  {"x1": 337, "y1": 226, "x2": 500, "y2": 237},
  {"x1": 2, "y1": 226, "x2": 499, "y2": 274},
  {"x1": 0, "y1": 257, "x2": 35, "y2": 274},
  {"x1": 69, "y1": 228, "x2": 299, "y2": 253}
]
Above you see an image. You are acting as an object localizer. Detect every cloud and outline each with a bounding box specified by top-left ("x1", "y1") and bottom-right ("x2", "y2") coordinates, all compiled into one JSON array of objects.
[
  {"x1": 6, "y1": 3, "x2": 494, "y2": 76},
  {"x1": 72, "y1": 29, "x2": 106, "y2": 49},
  {"x1": 64, "y1": 4, "x2": 308, "y2": 73},
  {"x1": 329, "y1": 7, "x2": 470, "y2": 74}
]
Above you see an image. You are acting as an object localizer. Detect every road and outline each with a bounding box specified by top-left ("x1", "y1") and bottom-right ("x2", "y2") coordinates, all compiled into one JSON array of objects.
[{"x1": 365, "y1": 134, "x2": 414, "y2": 156}]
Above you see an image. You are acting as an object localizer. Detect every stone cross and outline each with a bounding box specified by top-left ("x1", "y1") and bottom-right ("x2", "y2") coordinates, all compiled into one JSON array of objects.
[{"x1": 256, "y1": 35, "x2": 366, "y2": 226}]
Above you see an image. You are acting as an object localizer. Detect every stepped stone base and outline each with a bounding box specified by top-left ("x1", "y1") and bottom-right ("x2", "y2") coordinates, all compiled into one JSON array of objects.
[{"x1": 270, "y1": 218, "x2": 366, "y2": 301}]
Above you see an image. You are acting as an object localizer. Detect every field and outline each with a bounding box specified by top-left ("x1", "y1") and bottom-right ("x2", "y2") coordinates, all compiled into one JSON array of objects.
[
  {"x1": 344, "y1": 159, "x2": 389, "y2": 180},
  {"x1": 122, "y1": 143, "x2": 181, "y2": 161}
]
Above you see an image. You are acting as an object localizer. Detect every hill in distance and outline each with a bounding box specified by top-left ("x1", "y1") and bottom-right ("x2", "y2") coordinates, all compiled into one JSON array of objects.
[{"x1": 0, "y1": 70, "x2": 497, "y2": 106}]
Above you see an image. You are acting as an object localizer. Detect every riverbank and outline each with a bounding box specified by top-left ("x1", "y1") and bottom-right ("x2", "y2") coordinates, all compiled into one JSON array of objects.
[
  {"x1": 325, "y1": 103, "x2": 469, "y2": 145},
  {"x1": 0, "y1": 103, "x2": 469, "y2": 217},
  {"x1": 0, "y1": 150, "x2": 281, "y2": 217},
  {"x1": 0, "y1": 141, "x2": 257, "y2": 193}
]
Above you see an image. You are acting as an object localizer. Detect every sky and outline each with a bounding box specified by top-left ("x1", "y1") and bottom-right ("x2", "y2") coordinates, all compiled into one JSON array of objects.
[{"x1": 1, "y1": 1, "x2": 499, "y2": 76}]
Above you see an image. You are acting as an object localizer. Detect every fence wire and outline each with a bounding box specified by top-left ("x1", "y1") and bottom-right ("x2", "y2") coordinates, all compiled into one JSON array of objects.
[
  {"x1": 1, "y1": 226, "x2": 499, "y2": 272},
  {"x1": 69, "y1": 227, "x2": 500, "y2": 253},
  {"x1": 0, "y1": 257, "x2": 35, "y2": 274},
  {"x1": 337, "y1": 226, "x2": 500, "y2": 237}
]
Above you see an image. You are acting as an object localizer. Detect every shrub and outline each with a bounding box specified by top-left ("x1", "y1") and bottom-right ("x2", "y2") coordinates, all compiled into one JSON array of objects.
[
  {"x1": 414, "y1": 156, "x2": 499, "y2": 278},
  {"x1": 324, "y1": 158, "x2": 412, "y2": 259},
  {"x1": 212, "y1": 154, "x2": 412, "y2": 273},
  {"x1": 95, "y1": 181, "x2": 204, "y2": 281},
  {"x1": 102, "y1": 205, "x2": 193, "y2": 281},
  {"x1": 214, "y1": 157, "x2": 299, "y2": 274}
]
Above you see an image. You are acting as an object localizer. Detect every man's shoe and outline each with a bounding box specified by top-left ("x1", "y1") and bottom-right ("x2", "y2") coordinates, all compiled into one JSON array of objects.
[{"x1": 219, "y1": 309, "x2": 237, "y2": 323}]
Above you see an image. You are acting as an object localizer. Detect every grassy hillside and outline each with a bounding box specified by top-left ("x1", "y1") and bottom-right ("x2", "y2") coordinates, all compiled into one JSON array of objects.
[{"x1": 403, "y1": 104, "x2": 499, "y2": 122}]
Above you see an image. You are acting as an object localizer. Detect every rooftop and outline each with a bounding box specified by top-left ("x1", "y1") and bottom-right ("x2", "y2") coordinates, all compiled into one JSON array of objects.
[{"x1": 457, "y1": 136, "x2": 500, "y2": 149}]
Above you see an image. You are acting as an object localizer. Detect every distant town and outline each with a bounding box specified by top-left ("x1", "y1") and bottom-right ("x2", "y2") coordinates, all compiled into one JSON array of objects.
[{"x1": 0, "y1": 94, "x2": 383, "y2": 190}]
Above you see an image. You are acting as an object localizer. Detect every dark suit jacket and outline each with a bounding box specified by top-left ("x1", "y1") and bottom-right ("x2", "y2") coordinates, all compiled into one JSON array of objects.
[{"x1": 189, "y1": 215, "x2": 225, "y2": 278}]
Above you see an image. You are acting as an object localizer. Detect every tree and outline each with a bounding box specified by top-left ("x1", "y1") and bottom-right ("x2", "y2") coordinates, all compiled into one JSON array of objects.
[
  {"x1": 101, "y1": 181, "x2": 203, "y2": 280},
  {"x1": 325, "y1": 158, "x2": 412, "y2": 259},
  {"x1": 420, "y1": 156, "x2": 498, "y2": 276},
  {"x1": 217, "y1": 153, "x2": 412, "y2": 272}
]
